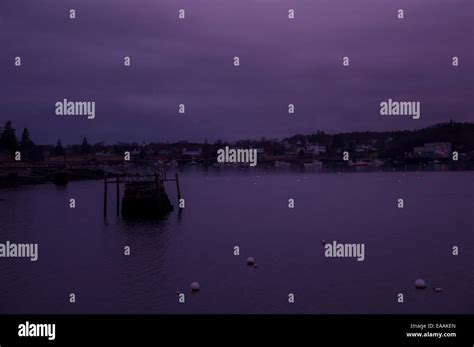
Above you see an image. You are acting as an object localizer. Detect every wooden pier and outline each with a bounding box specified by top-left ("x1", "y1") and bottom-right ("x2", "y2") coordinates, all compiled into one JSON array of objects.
[{"x1": 103, "y1": 172, "x2": 181, "y2": 219}]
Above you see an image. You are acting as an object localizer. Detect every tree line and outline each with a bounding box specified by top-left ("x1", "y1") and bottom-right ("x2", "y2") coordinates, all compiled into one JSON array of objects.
[
  {"x1": 0, "y1": 120, "x2": 92, "y2": 160},
  {"x1": 1, "y1": 119, "x2": 473, "y2": 161}
]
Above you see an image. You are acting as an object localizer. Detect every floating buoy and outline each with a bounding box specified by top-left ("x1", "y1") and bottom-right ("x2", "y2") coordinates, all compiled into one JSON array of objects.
[
  {"x1": 190, "y1": 282, "x2": 200, "y2": 292},
  {"x1": 433, "y1": 287, "x2": 443, "y2": 293},
  {"x1": 254, "y1": 264, "x2": 258, "y2": 268},
  {"x1": 415, "y1": 279, "x2": 426, "y2": 289},
  {"x1": 247, "y1": 257, "x2": 255, "y2": 265}
]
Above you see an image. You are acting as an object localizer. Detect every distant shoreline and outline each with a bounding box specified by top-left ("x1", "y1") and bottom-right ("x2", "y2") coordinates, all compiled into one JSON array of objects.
[
  {"x1": 2, "y1": 121, "x2": 474, "y2": 188},
  {"x1": 1, "y1": 161, "x2": 472, "y2": 190}
]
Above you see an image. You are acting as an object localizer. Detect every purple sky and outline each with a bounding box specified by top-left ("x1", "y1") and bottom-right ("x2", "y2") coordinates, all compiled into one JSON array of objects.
[{"x1": 1, "y1": 0, "x2": 473, "y2": 144}]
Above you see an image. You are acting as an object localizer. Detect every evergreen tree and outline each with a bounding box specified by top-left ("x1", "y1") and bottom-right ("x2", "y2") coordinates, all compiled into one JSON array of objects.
[
  {"x1": 81, "y1": 137, "x2": 91, "y2": 154},
  {"x1": 20, "y1": 128, "x2": 34, "y2": 150},
  {"x1": 0, "y1": 121, "x2": 18, "y2": 151},
  {"x1": 55, "y1": 139, "x2": 65, "y2": 156},
  {"x1": 19, "y1": 128, "x2": 37, "y2": 160}
]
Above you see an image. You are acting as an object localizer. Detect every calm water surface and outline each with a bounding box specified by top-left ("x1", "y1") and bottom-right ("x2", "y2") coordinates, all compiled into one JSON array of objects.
[{"x1": 0, "y1": 169, "x2": 473, "y2": 314}]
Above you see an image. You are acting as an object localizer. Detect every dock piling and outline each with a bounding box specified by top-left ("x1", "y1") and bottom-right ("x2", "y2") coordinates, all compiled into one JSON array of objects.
[
  {"x1": 104, "y1": 174, "x2": 108, "y2": 219},
  {"x1": 116, "y1": 176, "x2": 120, "y2": 217},
  {"x1": 175, "y1": 172, "x2": 181, "y2": 201}
]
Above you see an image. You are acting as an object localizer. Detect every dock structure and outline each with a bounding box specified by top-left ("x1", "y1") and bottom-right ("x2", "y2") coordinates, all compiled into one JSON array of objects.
[{"x1": 103, "y1": 172, "x2": 180, "y2": 219}]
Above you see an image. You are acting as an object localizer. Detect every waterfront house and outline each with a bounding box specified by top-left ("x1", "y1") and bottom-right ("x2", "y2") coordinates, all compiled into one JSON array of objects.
[
  {"x1": 312, "y1": 144, "x2": 326, "y2": 155},
  {"x1": 182, "y1": 148, "x2": 202, "y2": 157},
  {"x1": 413, "y1": 142, "x2": 452, "y2": 159}
]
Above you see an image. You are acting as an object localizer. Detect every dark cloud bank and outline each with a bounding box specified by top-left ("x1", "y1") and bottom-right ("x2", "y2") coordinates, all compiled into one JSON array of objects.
[{"x1": 0, "y1": 0, "x2": 473, "y2": 144}]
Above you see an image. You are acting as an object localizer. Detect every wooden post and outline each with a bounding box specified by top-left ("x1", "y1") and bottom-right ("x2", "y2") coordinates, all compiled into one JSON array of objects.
[
  {"x1": 116, "y1": 176, "x2": 120, "y2": 217},
  {"x1": 175, "y1": 172, "x2": 181, "y2": 201},
  {"x1": 154, "y1": 173, "x2": 160, "y2": 211},
  {"x1": 104, "y1": 174, "x2": 108, "y2": 219}
]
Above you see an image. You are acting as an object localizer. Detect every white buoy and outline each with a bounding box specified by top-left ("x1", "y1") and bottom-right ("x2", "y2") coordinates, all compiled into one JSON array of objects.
[
  {"x1": 191, "y1": 282, "x2": 200, "y2": 292},
  {"x1": 415, "y1": 279, "x2": 426, "y2": 289},
  {"x1": 247, "y1": 257, "x2": 255, "y2": 265},
  {"x1": 434, "y1": 287, "x2": 443, "y2": 293}
]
